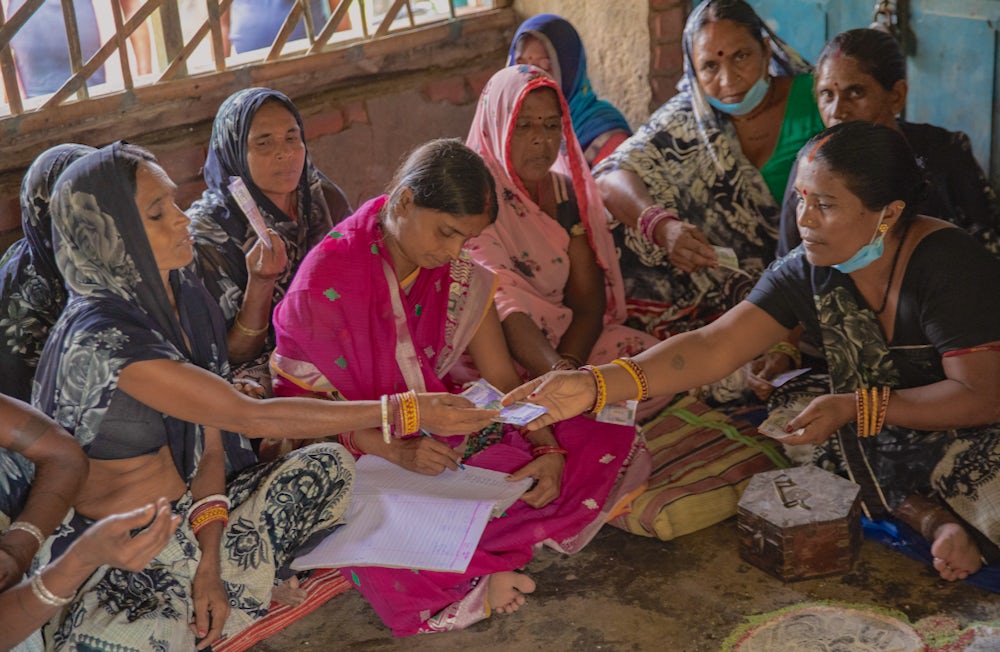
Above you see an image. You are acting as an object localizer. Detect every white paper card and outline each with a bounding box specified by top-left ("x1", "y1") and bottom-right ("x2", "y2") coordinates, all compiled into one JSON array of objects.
[
  {"x1": 768, "y1": 367, "x2": 812, "y2": 388},
  {"x1": 228, "y1": 176, "x2": 272, "y2": 249},
  {"x1": 291, "y1": 456, "x2": 532, "y2": 573}
]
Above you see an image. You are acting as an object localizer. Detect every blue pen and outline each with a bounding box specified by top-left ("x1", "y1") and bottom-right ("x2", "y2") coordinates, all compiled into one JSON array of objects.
[{"x1": 421, "y1": 429, "x2": 465, "y2": 470}]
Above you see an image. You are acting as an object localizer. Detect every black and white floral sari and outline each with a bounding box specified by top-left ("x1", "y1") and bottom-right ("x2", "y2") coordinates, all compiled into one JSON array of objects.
[
  {"x1": 594, "y1": 3, "x2": 819, "y2": 340},
  {"x1": 32, "y1": 143, "x2": 353, "y2": 650},
  {"x1": 0, "y1": 144, "x2": 94, "y2": 402}
]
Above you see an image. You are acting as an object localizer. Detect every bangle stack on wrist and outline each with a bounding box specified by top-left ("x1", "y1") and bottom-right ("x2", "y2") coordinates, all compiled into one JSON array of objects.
[
  {"x1": 580, "y1": 365, "x2": 608, "y2": 414},
  {"x1": 854, "y1": 386, "x2": 891, "y2": 438},
  {"x1": 531, "y1": 445, "x2": 569, "y2": 458},
  {"x1": 339, "y1": 431, "x2": 364, "y2": 456},
  {"x1": 390, "y1": 390, "x2": 420, "y2": 438},
  {"x1": 189, "y1": 494, "x2": 230, "y2": 536},
  {"x1": 380, "y1": 390, "x2": 421, "y2": 444},
  {"x1": 610, "y1": 357, "x2": 649, "y2": 401},
  {"x1": 638, "y1": 205, "x2": 677, "y2": 245}
]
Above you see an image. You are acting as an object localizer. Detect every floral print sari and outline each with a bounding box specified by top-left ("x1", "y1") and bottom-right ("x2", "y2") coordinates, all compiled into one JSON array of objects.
[
  {"x1": 188, "y1": 87, "x2": 351, "y2": 387},
  {"x1": 0, "y1": 144, "x2": 94, "y2": 401},
  {"x1": 32, "y1": 143, "x2": 353, "y2": 650}
]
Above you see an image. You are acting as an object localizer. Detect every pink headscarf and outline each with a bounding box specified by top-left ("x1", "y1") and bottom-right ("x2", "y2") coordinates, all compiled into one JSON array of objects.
[{"x1": 465, "y1": 65, "x2": 627, "y2": 338}]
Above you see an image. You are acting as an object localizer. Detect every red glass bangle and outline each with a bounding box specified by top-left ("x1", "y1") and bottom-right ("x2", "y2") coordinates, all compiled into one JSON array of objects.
[{"x1": 531, "y1": 445, "x2": 569, "y2": 458}]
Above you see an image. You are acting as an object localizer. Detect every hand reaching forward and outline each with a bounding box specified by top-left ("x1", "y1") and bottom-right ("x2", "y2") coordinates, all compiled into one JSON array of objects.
[
  {"x1": 655, "y1": 220, "x2": 717, "y2": 273},
  {"x1": 417, "y1": 393, "x2": 498, "y2": 435},
  {"x1": 501, "y1": 371, "x2": 596, "y2": 430}
]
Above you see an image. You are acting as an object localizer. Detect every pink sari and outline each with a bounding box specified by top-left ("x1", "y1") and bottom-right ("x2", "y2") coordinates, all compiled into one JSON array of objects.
[
  {"x1": 464, "y1": 66, "x2": 663, "y2": 373},
  {"x1": 270, "y1": 197, "x2": 645, "y2": 635}
]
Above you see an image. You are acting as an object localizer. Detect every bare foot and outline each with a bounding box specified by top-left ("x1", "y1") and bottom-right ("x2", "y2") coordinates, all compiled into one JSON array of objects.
[
  {"x1": 272, "y1": 575, "x2": 309, "y2": 607},
  {"x1": 487, "y1": 571, "x2": 536, "y2": 615},
  {"x1": 931, "y1": 522, "x2": 982, "y2": 581}
]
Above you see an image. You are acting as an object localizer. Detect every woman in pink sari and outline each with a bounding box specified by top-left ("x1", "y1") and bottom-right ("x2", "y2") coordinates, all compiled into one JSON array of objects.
[
  {"x1": 269, "y1": 139, "x2": 646, "y2": 635},
  {"x1": 464, "y1": 65, "x2": 668, "y2": 419}
]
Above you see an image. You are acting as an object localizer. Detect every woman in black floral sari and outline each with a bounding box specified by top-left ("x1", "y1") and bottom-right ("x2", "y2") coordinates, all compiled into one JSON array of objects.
[
  {"x1": 507, "y1": 121, "x2": 1000, "y2": 585},
  {"x1": 31, "y1": 143, "x2": 494, "y2": 650},
  {"x1": 0, "y1": 144, "x2": 94, "y2": 401},
  {"x1": 188, "y1": 87, "x2": 352, "y2": 393}
]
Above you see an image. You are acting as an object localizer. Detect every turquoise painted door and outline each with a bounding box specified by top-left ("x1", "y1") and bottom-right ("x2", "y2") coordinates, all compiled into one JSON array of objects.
[{"x1": 742, "y1": 0, "x2": 1000, "y2": 184}]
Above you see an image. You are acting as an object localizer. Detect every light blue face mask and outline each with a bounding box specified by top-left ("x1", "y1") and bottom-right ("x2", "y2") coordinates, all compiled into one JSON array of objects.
[
  {"x1": 832, "y1": 208, "x2": 888, "y2": 273},
  {"x1": 706, "y1": 76, "x2": 771, "y2": 115}
]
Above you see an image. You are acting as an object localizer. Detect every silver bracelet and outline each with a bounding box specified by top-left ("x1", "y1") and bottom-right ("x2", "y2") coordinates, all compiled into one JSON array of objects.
[
  {"x1": 30, "y1": 567, "x2": 74, "y2": 607},
  {"x1": 5, "y1": 520, "x2": 45, "y2": 547}
]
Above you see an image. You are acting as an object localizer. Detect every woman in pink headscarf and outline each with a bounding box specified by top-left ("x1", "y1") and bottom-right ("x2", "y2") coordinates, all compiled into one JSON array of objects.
[{"x1": 465, "y1": 65, "x2": 668, "y2": 420}]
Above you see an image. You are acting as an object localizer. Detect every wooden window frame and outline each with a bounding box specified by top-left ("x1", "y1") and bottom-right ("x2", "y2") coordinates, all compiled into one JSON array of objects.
[{"x1": 1, "y1": 0, "x2": 512, "y2": 172}]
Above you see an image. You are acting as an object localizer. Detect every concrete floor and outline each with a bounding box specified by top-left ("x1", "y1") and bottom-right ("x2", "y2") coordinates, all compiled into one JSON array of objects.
[{"x1": 258, "y1": 517, "x2": 1000, "y2": 651}]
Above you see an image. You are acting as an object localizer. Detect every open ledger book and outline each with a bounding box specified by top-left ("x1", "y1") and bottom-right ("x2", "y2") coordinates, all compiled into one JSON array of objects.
[{"x1": 292, "y1": 455, "x2": 532, "y2": 573}]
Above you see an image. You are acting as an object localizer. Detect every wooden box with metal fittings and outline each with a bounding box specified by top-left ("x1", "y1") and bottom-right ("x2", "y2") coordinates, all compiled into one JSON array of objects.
[{"x1": 736, "y1": 465, "x2": 862, "y2": 581}]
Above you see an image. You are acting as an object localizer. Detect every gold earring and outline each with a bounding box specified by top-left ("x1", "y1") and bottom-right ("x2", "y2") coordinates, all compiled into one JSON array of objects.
[{"x1": 878, "y1": 223, "x2": 889, "y2": 234}]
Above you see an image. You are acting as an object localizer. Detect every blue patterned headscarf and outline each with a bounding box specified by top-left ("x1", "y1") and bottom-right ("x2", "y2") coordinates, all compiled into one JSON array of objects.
[
  {"x1": 507, "y1": 14, "x2": 632, "y2": 151},
  {"x1": 34, "y1": 142, "x2": 255, "y2": 480},
  {"x1": 0, "y1": 144, "x2": 95, "y2": 402}
]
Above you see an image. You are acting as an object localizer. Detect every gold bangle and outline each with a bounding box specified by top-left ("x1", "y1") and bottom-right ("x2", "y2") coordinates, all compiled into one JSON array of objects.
[
  {"x1": 854, "y1": 387, "x2": 868, "y2": 439},
  {"x1": 399, "y1": 390, "x2": 420, "y2": 436},
  {"x1": 233, "y1": 314, "x2": 268, "y2": 337},
  {"x1": 869, "y1": 387, "x2": 879, "y2": 438},
  {"x1": 611, "y1": 357, "x2": 649, "y2": 401},
  {"x1": 581, "y1": 365, "x2": 607, "y2": 414},
  {"x1": 873, "y1": 386, "x2": 890, "y2": 436},
  {"x1": 768, "y1": 341, "x2": 802, "y2": 369}
]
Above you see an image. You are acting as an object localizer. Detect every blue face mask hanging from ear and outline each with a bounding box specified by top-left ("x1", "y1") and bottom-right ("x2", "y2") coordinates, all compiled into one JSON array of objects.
[
  {"x1": 706, "y1": 76, "x2": 771, "y2": 115},
  {"x1": 832, "y1": 207, "x2": 889, "y2": 273}
]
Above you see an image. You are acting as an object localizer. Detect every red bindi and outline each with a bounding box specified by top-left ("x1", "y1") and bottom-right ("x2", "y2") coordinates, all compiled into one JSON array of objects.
[
  {"x1": 717, "y1": 50, "x2": 724, "y2": 56},
  {"x1": 802, "y1": 189, "x2": 808, "y2": 196}
]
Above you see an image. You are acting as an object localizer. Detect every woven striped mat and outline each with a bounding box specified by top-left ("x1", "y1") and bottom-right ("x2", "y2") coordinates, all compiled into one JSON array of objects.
[
  {"x1": 610, "y1": 395, "x2": 786, "y2": 540},
  {"x1": 213, "y1": 569, "x2": 352, "y2": 651}
]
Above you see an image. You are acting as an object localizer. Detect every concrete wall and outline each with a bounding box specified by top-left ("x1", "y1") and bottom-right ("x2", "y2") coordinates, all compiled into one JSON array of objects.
[{"x1": 511, "y1": 0, "x2": 652, "y2": 129}]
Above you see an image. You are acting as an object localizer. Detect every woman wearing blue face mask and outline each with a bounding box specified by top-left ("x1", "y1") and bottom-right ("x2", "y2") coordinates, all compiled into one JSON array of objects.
[
  {"x1": 594, "y1": 0, "x2": 823, "y2": 364},
  {"x1": 508, "y1": 121, "x2": 1000, "y2": 587}
]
